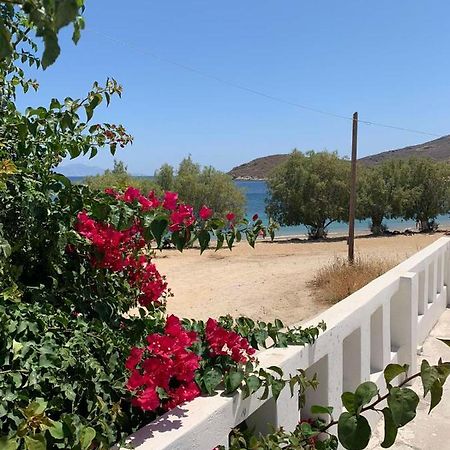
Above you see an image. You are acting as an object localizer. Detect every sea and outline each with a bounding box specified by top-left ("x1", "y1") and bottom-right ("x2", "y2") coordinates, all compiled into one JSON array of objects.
[{"x1": 69, "y1": 177, "x2": 450, "y2": 238}]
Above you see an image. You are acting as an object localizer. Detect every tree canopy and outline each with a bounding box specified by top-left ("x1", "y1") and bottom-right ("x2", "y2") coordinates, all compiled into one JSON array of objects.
[
  {"x1": 83, "y1": 160, "x2": 160, "y2": 195},
  {"x1": 400, "y1": 157, "x2": 450, "y2": 231},
  {"x1": 266, "y1": 150, "x2": 350, "y2": 239},
  {"x1": 154, "y1": 156, "x2": 246, "y2": 219},
  {"x1": 356, "y1": 160, "x2": 406, "y2": 234}
]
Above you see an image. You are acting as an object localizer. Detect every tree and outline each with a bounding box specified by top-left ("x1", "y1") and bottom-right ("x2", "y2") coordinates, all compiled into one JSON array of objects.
[
  {"x1": 84, "y1": 160, "x2": 160, "y2": 194},
  {"x1": 356, "y1": 160, "x2": 405, "y2": 235},
  {"x1": 154, "y1": 156, "x2": 246, "y2": 219},
  {"x1": 155, "y1": 163, "x2": 175, "y2": 191},
  {"x1": 266, "y1": 150, "x2": 350, "y2": 239},
  {"x1": 400, "y1": 158, "x2": 450, "y2": 232}
]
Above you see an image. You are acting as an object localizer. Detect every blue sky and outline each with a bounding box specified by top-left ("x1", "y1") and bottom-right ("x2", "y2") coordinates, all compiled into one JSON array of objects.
[{"x1": 16, "y1": 0, "x2": 450, "y2": 174}]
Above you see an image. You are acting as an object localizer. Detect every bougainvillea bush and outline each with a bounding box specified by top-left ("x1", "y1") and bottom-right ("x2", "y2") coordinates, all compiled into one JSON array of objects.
[{"x1": 0, "y1": 8, "x2": 318, "y2": 449}]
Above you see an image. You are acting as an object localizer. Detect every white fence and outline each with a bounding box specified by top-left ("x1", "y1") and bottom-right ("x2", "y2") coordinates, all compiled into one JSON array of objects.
[{"x1": 118, "y1": 236, "x2": 450, "y2": 450}]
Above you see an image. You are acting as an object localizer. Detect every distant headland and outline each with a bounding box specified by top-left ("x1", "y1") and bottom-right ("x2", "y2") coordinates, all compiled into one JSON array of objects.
[{"x1": 228, "y1": 135, "x2": 450, "y2": 180}]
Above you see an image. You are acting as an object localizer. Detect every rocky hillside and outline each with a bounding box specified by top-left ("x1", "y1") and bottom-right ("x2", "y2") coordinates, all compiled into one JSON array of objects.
[
  {"x1": 229, "y1": 135, "x2": 450, "y2": 179},
  {"x1": 228, "y1": 154, "x2": 289, "y2": 180},
  {"x1": 359, "y1": 135, "x2": 450, "y2": 166}
]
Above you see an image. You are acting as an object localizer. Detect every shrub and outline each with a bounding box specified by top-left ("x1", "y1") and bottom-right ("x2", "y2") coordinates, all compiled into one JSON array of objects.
[{"x1": 307, "y1": 256, "x2": 396, "y2": 304}]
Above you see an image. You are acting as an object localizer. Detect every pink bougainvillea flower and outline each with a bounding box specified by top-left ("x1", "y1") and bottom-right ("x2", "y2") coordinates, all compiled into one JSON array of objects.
[
  {"x1": 104, "y1": 187, "x2": 119, "y2": 198},
  {"x1": 122, "y1": 186, "x2": 142, "y2": 203},
  {"x1": 226, "y1": 212, "x2": 235, "y2": 222},
  {"x1": 205, "y1": 318, "x2": 256, "y2": 363},
  {"x1": 169, "y1": 204, "x2": 195, "y2": 232},
  {"x1": 125, "y1": 347, "x2": 145, "y2": 370},
  {"x1": 131, "y1": 386, "x2": 160, "y2": 411},
  {"x1": 125, "y1": 315, "x2": 201, "y2": 413},
  {"x1": 75, "y1": 211, "x2": 168, "y2": 305},
  {"x1": 163, "y1": 191, "x2": 179, "y2": 210},
  {"x1": 147, "y1": 190, "x2": 160, "y2": 209},
  {"x1": 199, "y1": 205, "x2": 213, "y2": 220}
]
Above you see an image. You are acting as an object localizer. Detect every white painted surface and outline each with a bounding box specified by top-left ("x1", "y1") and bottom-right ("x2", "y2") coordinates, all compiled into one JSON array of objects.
[{"x1": 116, "y1": 237, "x2": 450, "y2": 450}]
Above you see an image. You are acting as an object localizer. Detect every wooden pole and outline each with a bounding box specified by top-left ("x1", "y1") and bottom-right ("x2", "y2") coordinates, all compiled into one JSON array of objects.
[{"x1": 348, "y1": 112, "x2": 358, "y2": 264}]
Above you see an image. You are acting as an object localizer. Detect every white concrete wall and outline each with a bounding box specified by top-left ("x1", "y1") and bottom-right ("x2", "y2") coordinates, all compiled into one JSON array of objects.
[{"x1": 116, "y1": 236, "x2": 450, "y2": 450}]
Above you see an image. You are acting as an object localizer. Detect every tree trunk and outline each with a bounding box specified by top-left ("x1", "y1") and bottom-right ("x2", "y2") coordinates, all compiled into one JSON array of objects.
[
  {"x1": 418, "y1": 218, "x2": 435, "y2": 232},
  {"x1": 370, "y1": 216, "x2": 386, "y2": 235},
  {"x1": 308, "y1": 224, "x2": 327, "y2": 240}
]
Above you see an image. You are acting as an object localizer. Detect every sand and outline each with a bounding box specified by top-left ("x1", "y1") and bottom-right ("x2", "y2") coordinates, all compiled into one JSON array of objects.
[{"x1": 153, "y1": 233, "x2": 444, "y2": 326}]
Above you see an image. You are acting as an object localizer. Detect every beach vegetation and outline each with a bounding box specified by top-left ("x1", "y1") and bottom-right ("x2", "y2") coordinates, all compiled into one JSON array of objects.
[
  {"x1": 308, "y1": 256, "x2": 396, "y2": 304},
  {"x1": 399, "y1": 157, "x2": 450, "y2": 232},
  {"x1": 154, "y1": 156, "x2": 246, "y2": 219},
  {"x1": 83, "y1": 156, "x2": 246, "y2": 221},
  {"x1": 266, "y1": 151, "x2": 350, "y2": 239},
  {"x1": 267, "y1": 150, "x2": 449, "y2": 238},
  {"x1": 356, "y1": 161, "x2": 405, "y2": 235},
  {"x1": 83, "y1": 160, "x2": 161, "y2": 194}
]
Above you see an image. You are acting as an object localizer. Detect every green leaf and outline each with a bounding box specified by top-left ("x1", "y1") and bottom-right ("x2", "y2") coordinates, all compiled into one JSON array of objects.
[
  {"x1": 150, "y1": 216, "x2": 169, "y2": 247},
  {"x1": 0, "y1": 21, "x2": 12, "y2": 59},
  {"x1": 387, "y1": 387, "x2": 419, "y2": 427},
  {"x1": 354, "y1": 381, "x2": 378, "y2": 408},
  {"x1": 341, "y1": 392, "x2": 356, "y2": 414},
  {"x1": 381, "y1": 407, "x2": 398, "y2": 448},
  {"x1": 23, "y1": 399, "x2": 47, "y2": 418},
  {"x1": 437, "y1": 359, "x2": 450, "y2": 384},
  {"x1": 267, "y1": 365, "x2": 284, "y2": 377},
  {"x1": 384, "y1": 364, "x2": 408, "y2": 387},
  {"x1": 420, "y1": 360, "x2": 439, "y2": 397},
  {"x1": 0, "y1": 437, "x2": 18, "y2": 450},
  {"x1": 246, "y1": 375, "x2": 261, "y2": 395},
  {"x1": 429, "y1": 380, "x2": 443, "y2": 413},
  {"x1": 225, "y1": 370, "x2": 244, "y2": 394},
  {"x1": 80, "y1": 426, "x2": 96, "y2": 450},
  {"x1": 203, "y1": 367, "x2": 222, "y2": 395},
  {"x1": 311, "y1": 405, "x2": 333, "y2": 416},
  {"x1": 48, "y1": 420, "x2": 64, "y2": 439},
  {"x1": 55, "y1": 0, "x2": 79, "y2": 29},
  {"x1": 24, "y1": 434, "x2": 46, "y2": 450},
  {"x1": 198, "y1": 229, "x2": 210, "y2": 254},
  {"x1": 215, "y1": 233, "x2": 224, "y2": 251},
  {"x1": 12, "y1": 339, "x2": 23, "y2": 360},
  {"x1": 338, "y1": 412, "x2": 371, "y2": 450},
  {"x1": 438, "y1": 338, "x2": 450, "y2": 348},
  {"x1": 271, "y1": 379, "x2": 286, "y2": 401},
  {"x1": 42, "y1": 30, "x2": 61, "y2": 69}
]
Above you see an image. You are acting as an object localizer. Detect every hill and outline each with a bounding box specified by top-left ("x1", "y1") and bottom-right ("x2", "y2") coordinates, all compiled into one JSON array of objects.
[
  {"x1": 57, "y1": 163, "x2": 105, "y2": 177},
  {"x1": 228, "y1": 135, "x2": 450, "y2": 179},
  {"x1": 359, "y1": 135, "x2": 450, "y2": 166},
  {"x1": 228, "y1": 154, "x2": 289, "y2": 180}
]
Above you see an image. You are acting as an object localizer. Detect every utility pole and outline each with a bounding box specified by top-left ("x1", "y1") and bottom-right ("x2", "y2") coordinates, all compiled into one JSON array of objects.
[{"x1": 348, "y1": 112, "x2": 358, "y2": 264}]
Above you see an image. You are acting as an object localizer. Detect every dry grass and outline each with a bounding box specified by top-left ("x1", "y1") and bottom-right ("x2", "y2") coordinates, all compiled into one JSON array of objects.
[{"x1": 308, "y1": 255, "x2": 397, "y2": 304}]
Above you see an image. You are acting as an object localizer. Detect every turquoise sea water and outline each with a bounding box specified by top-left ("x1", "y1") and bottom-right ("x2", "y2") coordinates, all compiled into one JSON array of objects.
[{"x1": 69, "y1": 177, "x2": 449, "y2": 237}]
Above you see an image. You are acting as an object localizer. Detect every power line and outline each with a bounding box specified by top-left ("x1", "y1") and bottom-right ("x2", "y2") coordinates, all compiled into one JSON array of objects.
[{"x1": 91, "y1": 30, "x2": 442, "y2": 139}]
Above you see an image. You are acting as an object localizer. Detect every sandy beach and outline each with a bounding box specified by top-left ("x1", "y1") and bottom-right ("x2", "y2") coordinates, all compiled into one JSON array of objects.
[{"x1": 154, "y1": 233, "x2": 445, "y2": 326}]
